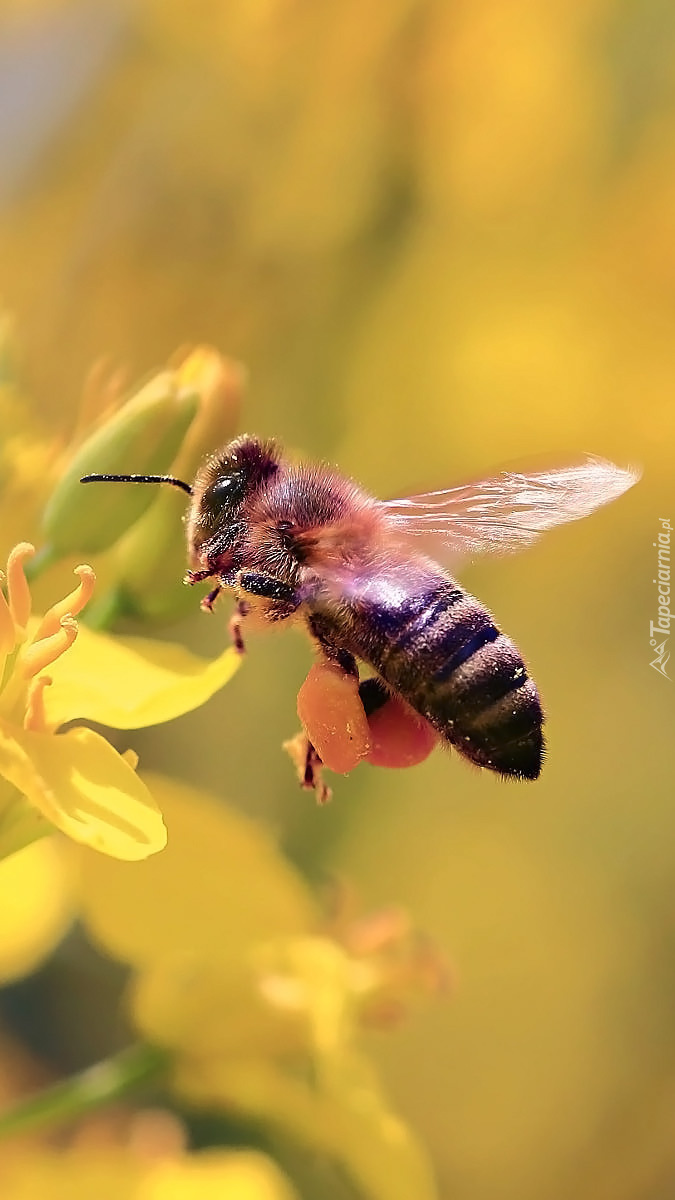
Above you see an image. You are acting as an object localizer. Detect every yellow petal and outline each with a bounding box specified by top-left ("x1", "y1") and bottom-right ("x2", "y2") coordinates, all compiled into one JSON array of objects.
[
  {"x1": 1, "y1": 1154, "x2": 140, "y2": 1200},
  {"x1": 0, "y1": 723, "x2": 166, "y2": 861},
  {"x1": 42, "y1": 624, "x2": 241, "y2": 730},
  {"x1": 126, "y1": 939, "x2": 438, "y2": 1200},
  {"x1": 140, "y1": 1151, "x2": 299, "y2": 1200},
  {"x1": 73, "y1": 774, "x2": 315, "y2": 966},
  {"x1": 0, "y1": 1151, "x2": 297, "y2": 1200},
  {"x1": 130, "y1": 951, "x2": 300, "y2": 1064},
  {"x1": 129, "y1": 938, "x2": 360, "y2": 1075},
  {"x1": 0, "y1": 837, "x2": 73, "y2": 984},
  {"x1": 166, "y1": 1052, "x2": 438, "y2": 1200}
]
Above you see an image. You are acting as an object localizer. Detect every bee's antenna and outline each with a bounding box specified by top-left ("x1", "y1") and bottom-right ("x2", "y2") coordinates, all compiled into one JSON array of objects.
[{"x1": 80, "y1": 473, "x2": 193, "y2": 496}]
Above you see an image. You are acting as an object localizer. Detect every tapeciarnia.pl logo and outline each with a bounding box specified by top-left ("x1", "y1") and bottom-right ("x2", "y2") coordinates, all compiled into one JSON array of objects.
[{"x1": 650, "y1": 517, "x2": 672, "y2": 680}]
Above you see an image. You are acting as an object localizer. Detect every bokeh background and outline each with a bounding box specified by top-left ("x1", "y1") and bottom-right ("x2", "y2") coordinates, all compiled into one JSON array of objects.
[{"x1": 1, "y1": 2, "x2": 674, "y2": 1198}]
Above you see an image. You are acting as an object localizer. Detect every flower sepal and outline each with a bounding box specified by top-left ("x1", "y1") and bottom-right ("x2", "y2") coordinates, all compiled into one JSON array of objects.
[
  {"x1": 41, "y1": 368, "x2": 199, "y2": 557},
  {"x1": 0, "y1": 781, "x2": 51, "y2": 862},
  {"x1": 112, "y1": 347, "x2": 244, "y2": 622}
]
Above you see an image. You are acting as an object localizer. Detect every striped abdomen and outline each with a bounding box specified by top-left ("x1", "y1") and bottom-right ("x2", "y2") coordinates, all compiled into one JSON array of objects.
[{"x1": 347, "y1": 576, "x2": 544, "y2": 780}]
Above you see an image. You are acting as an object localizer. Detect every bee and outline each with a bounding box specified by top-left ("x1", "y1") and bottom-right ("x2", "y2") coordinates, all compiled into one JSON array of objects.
[{"x1": 82, "y1": 438, "x2": 638, "y2": 781}]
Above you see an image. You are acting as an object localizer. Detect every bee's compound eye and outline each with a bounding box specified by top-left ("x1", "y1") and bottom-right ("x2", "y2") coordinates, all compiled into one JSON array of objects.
[{"x1": 206, "y1": 473, "x2": 244, "y2": 507}]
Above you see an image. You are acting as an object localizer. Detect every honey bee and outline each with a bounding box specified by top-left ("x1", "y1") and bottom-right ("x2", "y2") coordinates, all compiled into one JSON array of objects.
[{"x1": 82, "y1": 438, "x2": 638, "y2": 781}]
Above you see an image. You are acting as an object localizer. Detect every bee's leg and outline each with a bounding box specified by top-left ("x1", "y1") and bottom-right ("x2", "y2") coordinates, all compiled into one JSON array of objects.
[
  {"x1": 357, "y1": 676, "x2": 390, "y2": 714},
  {"x1": 307, "y1": 614, "x2": 358, "y2": 678},
  {"x1": 200, "y1": 583, "x2": 223, "y2": 613},
  {"x1": 228, "y1": 571, "x2": 299, "y2": 654},
  {"x1": 282, "y1": 729, "x2": 331, "y2": 804},
  {"x1": 303, "y1": 740, "x2": 331, "y2": 805},
  {"x1": 229, "y1": 597, "x2": 250, "y2": 654},
  {"x1": 236, "y1": 571, "x2": 313, "y2": 626},
  {"x1": 184, "y1": 568, "x2": 216, "y2": 585},
  {"x1": 237, "y1": 571, "x2": 302, "y2": 611}
]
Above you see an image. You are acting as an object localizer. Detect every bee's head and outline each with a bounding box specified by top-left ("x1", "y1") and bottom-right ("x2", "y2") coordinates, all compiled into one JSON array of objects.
[{"x1": 187, "y1": 434, "x2": 281, "y2": 571}]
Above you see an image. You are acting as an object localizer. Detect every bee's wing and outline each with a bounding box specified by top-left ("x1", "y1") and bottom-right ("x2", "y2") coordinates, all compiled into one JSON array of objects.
[{"x1": 379, "y1": 456, "x2": 640, "y2": 559}]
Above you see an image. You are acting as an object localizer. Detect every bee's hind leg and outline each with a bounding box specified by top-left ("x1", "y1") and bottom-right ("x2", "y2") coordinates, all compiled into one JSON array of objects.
[
  {"x1": 283, "y1": 729, "x2": 331, "y2": 805},
  {"x1": 307, "y1": 614, "x2": 358, "y2": 678},
  {"x1": 302, "y1": 739, "x2": 331, "y2": 805}
]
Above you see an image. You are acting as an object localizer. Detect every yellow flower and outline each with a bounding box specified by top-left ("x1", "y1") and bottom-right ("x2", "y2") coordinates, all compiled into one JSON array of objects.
[
  {"x1": 74, "y1": 774, "x2": 316, "y2": 965},
  {"x1": 0, "y1": 543, "x2": 164, "y2": 861},
  {"x1": 128, "y1": 934, "x2": 438, "y2": 1200},
  {"x1": 0, "y1": 545, "x2": 240, "y2": 863},
  {"x1": 0, "y1": 1149, "x2": 298, "y2": 1200},
  {"x1": 73, "y1": 777, "x2": 439, "y2": 1200},
  {"x1": 0, "y1": 838, "x2": 73, "y2": 985}
]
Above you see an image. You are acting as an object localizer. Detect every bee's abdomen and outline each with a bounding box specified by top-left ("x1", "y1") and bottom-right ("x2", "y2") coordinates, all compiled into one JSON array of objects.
[{"x1": 373, "y1": 582, "x2": 544, "y2": 780}]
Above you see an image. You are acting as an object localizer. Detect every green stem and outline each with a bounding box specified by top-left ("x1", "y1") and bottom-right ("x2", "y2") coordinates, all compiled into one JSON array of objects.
[
  {"x1": 0, "y1": 1042, "x2": 170, "y2": 1139},
  {"x1": 0, "y1": 787, "x2": 52, "y2": 861}
]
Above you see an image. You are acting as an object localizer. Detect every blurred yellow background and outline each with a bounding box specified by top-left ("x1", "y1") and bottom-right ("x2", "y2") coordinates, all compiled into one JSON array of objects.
[{"x1": 0, "y1": 1, "x2": 674, "y2": 1198}]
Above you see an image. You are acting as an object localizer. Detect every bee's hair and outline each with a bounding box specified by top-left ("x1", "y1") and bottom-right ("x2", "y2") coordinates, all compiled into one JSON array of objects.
[{"x1": 205, "y1": 435, "x2": 281, "y2": 484}]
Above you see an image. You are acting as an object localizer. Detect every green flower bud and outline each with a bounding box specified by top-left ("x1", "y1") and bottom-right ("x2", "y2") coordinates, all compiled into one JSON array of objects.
[
  {"x1": 114, "y1": 347, "x2": 243, "y2": 622},
  {"x1": 41, "y1": 370, "x2": 199, "y2": 556}
]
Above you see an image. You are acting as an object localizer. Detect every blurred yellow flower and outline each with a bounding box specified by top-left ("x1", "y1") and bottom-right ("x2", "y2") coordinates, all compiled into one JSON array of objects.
[
  {"x1": 74, "y1": 774, "x2": 316, "y2": 965},
  {"x1": 0, "y1": 837, "x2": 73, "y2": 985},
  {"x1": 73, "y1": 776, "x2": 439, "y2": 1200},
  {"x1": 129, "y1": 936, "x2": 438, "y2": 1200},
  {"x1": 0, "y1": 544, "x2": 241, "y2": 862},
  {"x1": 0, "y1": 1148, "x2": 298, "y2": 1200}
]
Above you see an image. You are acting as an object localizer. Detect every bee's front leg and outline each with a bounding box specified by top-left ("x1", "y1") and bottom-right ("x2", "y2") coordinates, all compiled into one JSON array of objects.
[
  {"x1": 200, "y1": 583, "x2": 223, "y2": 613},
  {"x1": 237, "y1": 571, "x2": 303, "y2": 609},
  {"x1": 230, "y1": 571, "x2": 306, "y2": 654}
]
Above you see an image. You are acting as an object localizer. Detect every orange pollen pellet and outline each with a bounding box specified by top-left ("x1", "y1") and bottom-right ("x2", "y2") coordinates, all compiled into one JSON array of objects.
[
  {"x1": 24, "y1": 675, "x2": 53, "y2": 732},
  {"x1": 33, "y1": 565, "x2": 96, "y2": 641},
  {"x1": 20, "y1": 616, "x2": 78, "y2": 679},
  {"x1": 6, "y1": 542, "x2": 35, "y2": 630}
]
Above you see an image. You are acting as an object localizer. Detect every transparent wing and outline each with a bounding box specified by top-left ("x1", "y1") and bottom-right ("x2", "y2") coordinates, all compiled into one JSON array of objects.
[{"x1": 380, "y1": 456, "x2": 640, "y2": 558}]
